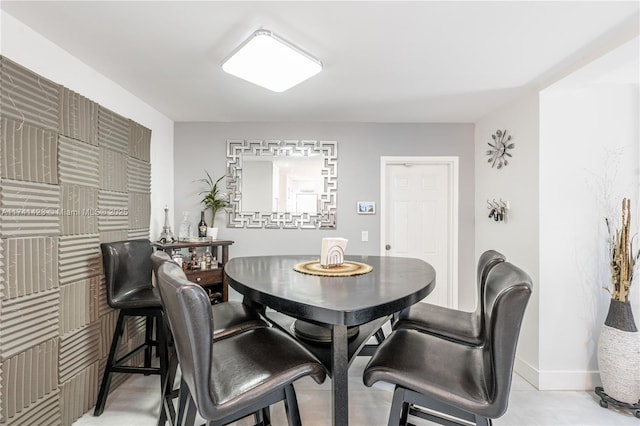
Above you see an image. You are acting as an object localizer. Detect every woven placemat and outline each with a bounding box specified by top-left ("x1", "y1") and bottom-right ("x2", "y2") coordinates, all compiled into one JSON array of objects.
[{"x1": 293, "y1": 260, "x2": 373, "y2": 277}]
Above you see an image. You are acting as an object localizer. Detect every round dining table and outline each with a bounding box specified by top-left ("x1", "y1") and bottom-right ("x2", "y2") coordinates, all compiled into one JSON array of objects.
[{"x1": 225, "y1": 254, "x2": 436, "y2": 426}]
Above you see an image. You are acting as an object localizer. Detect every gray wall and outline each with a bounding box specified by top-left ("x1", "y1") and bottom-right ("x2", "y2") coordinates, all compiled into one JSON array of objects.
[{"x1": 174, "y1": 122, "x2": 475, "y2": 303}]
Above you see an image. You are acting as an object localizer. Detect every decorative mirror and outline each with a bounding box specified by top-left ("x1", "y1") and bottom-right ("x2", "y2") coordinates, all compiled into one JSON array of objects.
[{"x1": 226, "y1": 140, "x2": 337, "y2": 229}]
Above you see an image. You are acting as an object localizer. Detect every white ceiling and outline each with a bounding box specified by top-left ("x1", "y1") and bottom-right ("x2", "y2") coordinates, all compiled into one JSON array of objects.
[{"x1": 2, "y1": 1, "x2": 638, "y2": 123}]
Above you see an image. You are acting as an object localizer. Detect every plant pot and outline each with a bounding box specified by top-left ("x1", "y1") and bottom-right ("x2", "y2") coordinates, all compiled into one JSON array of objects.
[
  {"x1": 207, "y1": 227, "x2": 219, "y2": 240},
  {"x1": 597, "y1": 299, "x2": 640, "y2": 404}
]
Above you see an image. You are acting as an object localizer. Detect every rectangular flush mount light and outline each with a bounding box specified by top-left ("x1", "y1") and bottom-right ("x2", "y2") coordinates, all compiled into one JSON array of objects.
[{"x1": 222, "y1": 29, "x2": 322, "y2": 92}]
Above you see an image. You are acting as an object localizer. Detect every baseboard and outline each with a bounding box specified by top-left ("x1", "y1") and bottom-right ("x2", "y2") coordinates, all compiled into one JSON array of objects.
[
  {"x1": 514, "y1": 357, "x2": 602, "y2": 390},
  {"x1": 514, "y1": 357, "x2": 540, "y2": 388}
]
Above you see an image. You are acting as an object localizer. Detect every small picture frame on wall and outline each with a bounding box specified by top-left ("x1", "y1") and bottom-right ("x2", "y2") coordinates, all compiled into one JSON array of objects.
[{"x1": 357, "y1": 201, "x2": 376, "y2": 214}]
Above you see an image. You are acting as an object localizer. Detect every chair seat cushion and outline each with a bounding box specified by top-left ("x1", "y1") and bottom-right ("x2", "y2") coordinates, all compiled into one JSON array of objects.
[
  {"x1": 111, "y1": 285, "x2": 163, "y2": 309},
  {"x1": 210, "y1": 327, "x2": 326, "y2": 418},
  {"x1": 211, "y1": 302, "x2": 268, "y2": 340},
  {"x1": 395, "y1": 303, "x2": 482, "y2": 346},
  {"x1": 364, "y1": 328, "x2": 493, "y2": 416}
]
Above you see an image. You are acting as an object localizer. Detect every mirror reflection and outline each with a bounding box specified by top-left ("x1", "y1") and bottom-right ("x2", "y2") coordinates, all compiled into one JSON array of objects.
[
  {"x1": 242, "y1": 155, "x2": 324, "y2": 213},
  {"x1": 226, "y1": 140, "x2": 337, "y2": 229}
]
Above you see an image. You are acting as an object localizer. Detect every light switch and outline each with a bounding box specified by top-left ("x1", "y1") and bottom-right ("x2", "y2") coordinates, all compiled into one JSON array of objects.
[{"x1": 361, "y1": 231, "x2": 369, "y2": 242}]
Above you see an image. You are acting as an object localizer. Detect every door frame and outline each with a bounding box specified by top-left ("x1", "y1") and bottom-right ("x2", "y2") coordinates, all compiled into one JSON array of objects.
[{"x1": 380, "y1": 156, "x2": 459, "y2": 308}]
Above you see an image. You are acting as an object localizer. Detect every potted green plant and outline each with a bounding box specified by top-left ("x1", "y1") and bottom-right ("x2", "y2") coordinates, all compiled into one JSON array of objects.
[
  {"x1": 198, "y1": 172, "x2": 229, "y2": 239},
  {"x1": 596, "y1": 198, "x2": 640, "y2": 408}
]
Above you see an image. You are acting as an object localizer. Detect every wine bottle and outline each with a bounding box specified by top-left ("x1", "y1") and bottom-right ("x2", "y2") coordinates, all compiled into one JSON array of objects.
[{"x1": 198, "y1": 211, "x2": 207, "y2": 238}]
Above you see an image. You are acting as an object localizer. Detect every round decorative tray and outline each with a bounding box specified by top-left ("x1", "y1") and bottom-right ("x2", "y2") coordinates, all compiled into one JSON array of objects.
[{"x1": 293, "y1": 260, "x2": 372, "y2": 277}]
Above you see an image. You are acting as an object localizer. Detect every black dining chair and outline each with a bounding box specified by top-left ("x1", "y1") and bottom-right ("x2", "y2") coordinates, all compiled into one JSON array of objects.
[
  {"x1": 363, "y1": 261, "x2": 532, "y2": 426},
  {"x1": 393, "y1": 249, "x2": 506, "y2": 345},
  {"x1": 151, "y1": 250, "x2": 270, "y2": 425},
  {"x1": 156, "y1": 260, "x2": 327, "y2": 426},
  {"x1": 150, "y1": 250, "x2": 267, "y2": 339},
  {"x1": 94, "y1": 239, "x2": 169, "y2": 416}
]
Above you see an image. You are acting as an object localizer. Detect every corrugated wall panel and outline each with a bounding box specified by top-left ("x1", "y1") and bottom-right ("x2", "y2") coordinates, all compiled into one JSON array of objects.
[
  {"x1": 58, "y1": 87, "x2": 97, "y2": 145},
  {"x1": 99, "y1": 147, "x2": 127, "y2": 192},
  {"x1": 97, "y1": 106, "x2": 128, "y2": 154},
  {"x1": 98, "y1": 310, "x2": 118, "y2": 360},
  {"x1": 128, "y1": 120, "x2": 151, "y2": 162},
  {"x1": 59, "y1": 362, "x2": 99, "y2": 426},
  {"x1": 2, "y1": 237, "x2": 58, "y2": 300},
  {"x1": 58, "y1": 322, "x2": 101, "y2": 384},
  {"x1": 58, "y1": 234, "x2": 101, "y2": 286},
  {"x1": 1, "y1": 390, "x2": 60, "y2": 426},
  {"x1": 0, "y1": 290, "x2": 59, "y2": 360},
  {"x1": 58, "y1": 135, "x2": 99, "y2": 187},
  {"x1": 128, "y1": 193, "x2": 150, "y2": 230},
  {"x1": 59, "y1": 276, "x2": 100, "y2": 334},
  {"x1": 127, "y1": 157, "x2": 151, "y2": 193},
  {"x1": 60, "y1": 184, "x2": 99, "y2": 235},
  {"x1": 99, "y1": 230, "x2": 128, "y2": 244},
  {"x1": 0, "y1": 240, "x2": 5, "y2": 302},
  {"x1": 128, "y1": 228, "x2": 150, "y2": 241},
  {"x1": 1, "y1": 118, "x2": 58, "y2": 183},
  {"x1": 97, "y1": 190, "x2": 128, "y2": 233},
  {"x1": 0, "y1": 57, "x2": 59, "y2": 131},
  {"x1": 0, "y1": 340, "x2": 58, "y2": 421},
  {"x1": 0, "y1": 56, "x2": 153, "y2": 425},
  {"x1": 0, "y1": 179, "x2": 61, "y2": 238},
  {"x1": 97, "y1": 275, "x2": 111, "y2": 319}
]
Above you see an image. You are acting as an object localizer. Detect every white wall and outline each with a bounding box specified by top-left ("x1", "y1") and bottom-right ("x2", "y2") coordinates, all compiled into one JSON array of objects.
[
  {"x1": 0, "y1": 12, "x2": 174, "y2": 237},
  {"x1": 475, "y1": 36, "x2": 639, "y2": 391},
  {"x1": 538, "y1": 38, "x2": 639, "y2": 390},
  {"x1": 475, "y1": 92, "x2": 541, "y2": 385}
]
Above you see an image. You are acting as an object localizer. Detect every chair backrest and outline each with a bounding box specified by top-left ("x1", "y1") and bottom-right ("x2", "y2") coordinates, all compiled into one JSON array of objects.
[
  {"x1": 157, "y1": 261, "x2": 214, "y2": 417},
  {"x1": 151, "y1": 250, "x2": 172, "y2": 283},
  {"x1": 481, "y1": 261, "x2": 532, "y2": 418},
  {"x1": 473, "y1": 249, "x2": 506, "y2": 329},
  {"x1": 101, "y1": 239, "x2": 153, "y2": 308}
]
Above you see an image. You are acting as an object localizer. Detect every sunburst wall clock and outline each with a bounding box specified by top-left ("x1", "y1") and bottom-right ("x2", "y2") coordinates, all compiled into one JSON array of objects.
[{"x1": 486, "y1": 129, "x2": 514, "y2": 169}]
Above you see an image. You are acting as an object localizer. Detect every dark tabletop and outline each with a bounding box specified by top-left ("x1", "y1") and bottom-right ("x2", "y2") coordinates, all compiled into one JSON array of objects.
[{"x1": 225, "y1": 255, "x2": 436, "y2": 327}]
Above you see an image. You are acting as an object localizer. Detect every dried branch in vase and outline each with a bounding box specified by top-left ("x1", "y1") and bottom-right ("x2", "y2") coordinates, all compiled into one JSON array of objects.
[{"x1": 605, "y1": 198, "x2": 639, "y2": 302}]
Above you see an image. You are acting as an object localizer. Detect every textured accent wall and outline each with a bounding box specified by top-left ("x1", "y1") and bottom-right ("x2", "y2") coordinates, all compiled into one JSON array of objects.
[{"x1": 0, "y1": 56, "x2": 152, "y2": 425}]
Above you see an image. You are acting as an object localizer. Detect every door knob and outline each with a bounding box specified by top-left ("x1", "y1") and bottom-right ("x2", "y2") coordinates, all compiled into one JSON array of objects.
[{"x1": 385, "y1": 244, "x2": 391, "y2": 250}]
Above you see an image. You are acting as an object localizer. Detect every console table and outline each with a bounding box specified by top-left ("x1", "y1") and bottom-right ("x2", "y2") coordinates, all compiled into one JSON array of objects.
[{"x1": 153, "y1": 239, "x2": 233, "y2": 302}]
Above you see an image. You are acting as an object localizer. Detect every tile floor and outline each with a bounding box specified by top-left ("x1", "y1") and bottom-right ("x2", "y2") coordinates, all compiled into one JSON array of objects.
[{"x1": 74, "y1": 356, "x2": 638, "y2": 426}]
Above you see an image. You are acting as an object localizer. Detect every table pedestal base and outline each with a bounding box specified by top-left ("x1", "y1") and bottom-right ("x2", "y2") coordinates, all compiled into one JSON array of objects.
[{"x1": 291, "y1": 320, "x2": 359, "y2": 343}]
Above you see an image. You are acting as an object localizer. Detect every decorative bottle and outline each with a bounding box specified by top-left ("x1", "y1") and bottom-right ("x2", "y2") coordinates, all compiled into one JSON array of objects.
[{"x1": 198, "y1": 211, "x2": 207, "y2": 238}]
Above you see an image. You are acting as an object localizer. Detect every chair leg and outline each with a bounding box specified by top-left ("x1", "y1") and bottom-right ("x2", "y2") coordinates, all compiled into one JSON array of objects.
[
  {"x1": 283, "y1": 384, "x2": 301, "y2": 426},
  {"x1": 183, "y1": 391, "x2": 196, "y2": 426},
  {"x1": 145, "y1": 315, "x2": 154, "y2": 372},
  {"x1": 94, "y1": 310, "x2": 127, "y2": 416},
  {"x1": 400, "y1": 402, "x2": 410, "y2": 426},
  {"x1": 374, "y1": 328, "x2": 386, "y2": 344},
  {"x1": 158, "y1": 347, "x2": 179, "y2": 426},
  {"x1": 157, "y1": 312, "x2": 169, "y2": 394},
  {"x1": 176, "y1": 378, "x2": 190, "y2": 426},
  {"x1": 475, "y1": 416, "x2": 492, "y2": 426},
  {"x1": 262, "y1": 406, "x2": 271, "y2": 425},
  {"x1": 388, "y1": 387, "x2": 408, "y2": 426}
]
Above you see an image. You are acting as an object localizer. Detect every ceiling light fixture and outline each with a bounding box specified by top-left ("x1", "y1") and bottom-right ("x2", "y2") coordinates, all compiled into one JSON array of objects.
[{"x1": 222, "y1": 29, "x2": 322, "y2": 93}]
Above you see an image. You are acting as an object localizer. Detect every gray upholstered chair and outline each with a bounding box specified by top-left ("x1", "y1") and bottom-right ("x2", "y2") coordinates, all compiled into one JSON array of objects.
[
  {"x1": 363, "y1": 261, "x2": 532, "y2": 426},
  {"x1": 95, "y1": 239, "x2": 169, "y2": 416},
  {"x1": 393, "y1": 249, "x2": 506, "y2": 345},
  {"x1": 157, "y1": 261, "x2": 327, "y2": 426}
]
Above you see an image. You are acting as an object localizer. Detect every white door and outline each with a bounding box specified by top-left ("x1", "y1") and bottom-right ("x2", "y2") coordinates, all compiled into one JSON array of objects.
[{"x1": 381, "y1": 157, "x2": 458, "y2": 307}]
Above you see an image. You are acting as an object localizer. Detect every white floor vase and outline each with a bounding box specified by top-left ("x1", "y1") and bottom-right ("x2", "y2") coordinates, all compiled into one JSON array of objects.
[{"x1": 597, "y1": 299, "x2": 640, "y2": 405}]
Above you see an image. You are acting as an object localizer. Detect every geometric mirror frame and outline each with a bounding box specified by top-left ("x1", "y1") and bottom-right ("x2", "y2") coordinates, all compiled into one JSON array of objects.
[{"x1": 226, "y1": 139, "x2": 337, "y2": 229}]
